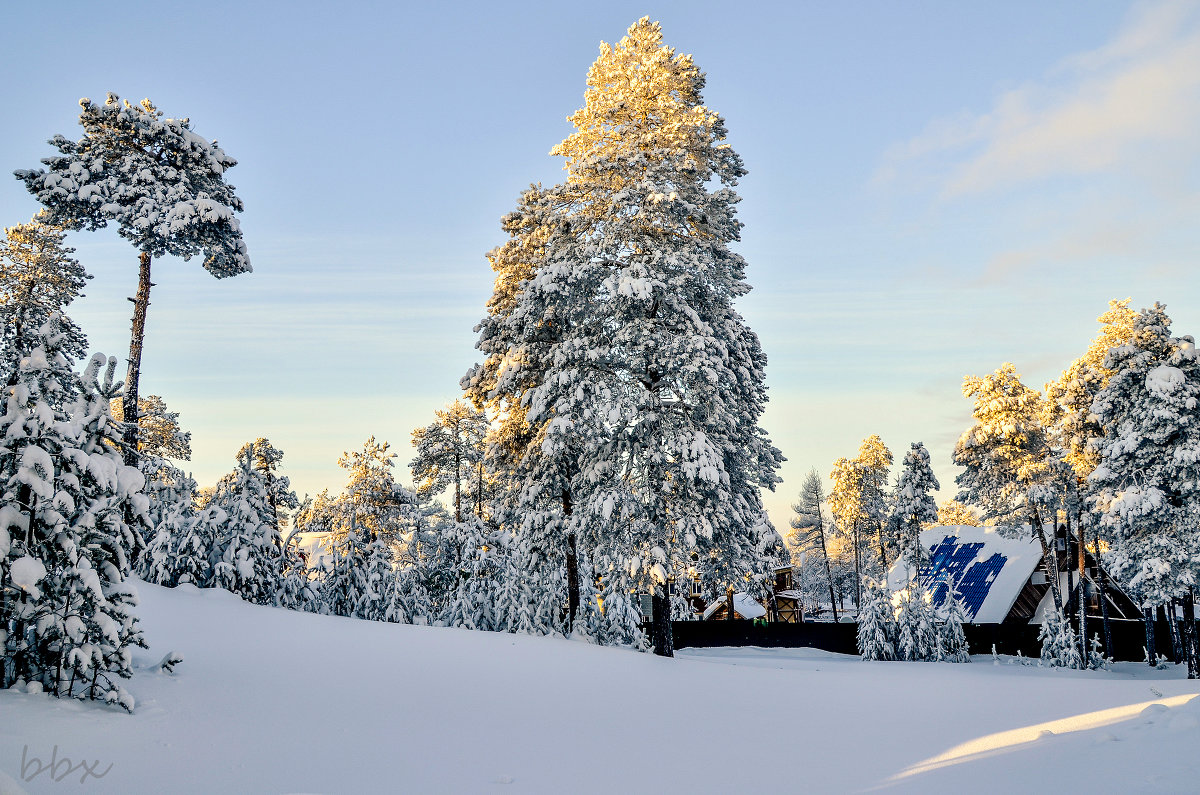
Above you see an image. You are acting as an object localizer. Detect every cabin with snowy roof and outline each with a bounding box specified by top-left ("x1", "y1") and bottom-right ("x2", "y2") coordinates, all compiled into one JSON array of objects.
[
  {"x1": 885, "y1": 525, "x2": 1139, "y2": 625},
  {"x1": 702, "y1": 591, "x2": 768, "y2": 621}
]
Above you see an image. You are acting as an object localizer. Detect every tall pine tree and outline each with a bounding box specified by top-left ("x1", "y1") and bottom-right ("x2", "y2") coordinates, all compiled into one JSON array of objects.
[{"x1": 498, "y1": 19, "x2": 784, "y2": 656}]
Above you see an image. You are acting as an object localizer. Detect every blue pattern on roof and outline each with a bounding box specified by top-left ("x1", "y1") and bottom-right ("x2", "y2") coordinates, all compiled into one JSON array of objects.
[{"x1": 920, "y1": 535, "x2": 1009, "y2": 621}]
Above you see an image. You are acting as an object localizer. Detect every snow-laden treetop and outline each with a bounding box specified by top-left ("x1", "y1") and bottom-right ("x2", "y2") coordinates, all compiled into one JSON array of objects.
[{"x1": 15, "y1": 93, "x2": 250, "y2": 277}]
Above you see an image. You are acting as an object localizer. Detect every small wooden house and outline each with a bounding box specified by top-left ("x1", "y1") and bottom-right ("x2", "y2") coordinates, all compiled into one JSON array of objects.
[
  {"x1": 768, "y1": 565, "x2": 804, "y2": 623},
  {"x1": 702, "y1": 590, "x2": 768, "y2": 621},
  {"x1": 885, "y1": 525, "x2": 1139, "y2": 625}
]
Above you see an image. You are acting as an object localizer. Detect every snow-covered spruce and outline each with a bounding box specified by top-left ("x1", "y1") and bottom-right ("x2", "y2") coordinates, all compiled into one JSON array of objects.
[
  {"x1": 1089, "y1": 303, "x2": 1200, "y2": 677},
  {"x1": 895, "y1": 579, "x2": 939, "y2": 662},
  {"x1": 887, "y1": 442, "x2": 939, "y2": 574},
  {"x1": 856, "y1": 578, "x2": 896, "y2": 661},
  {"x1": 0, "y1": 314, "x2": 149, "y2": 710},
  {"x1": 938, "y1": 578, "x2": 971, "y2": 664},
  {"x1": 297, "y1": 438, "x2": 417, "y2": 620},
  {"x1": 137, "y1": 465, "x2": 201, "y2": 586},
  {"x1": 1039, "y1": 609, "x2": 1083, "y2": 669},
  {"x1": 207, "y1": 449, "x2": 288, "y2": 605}
]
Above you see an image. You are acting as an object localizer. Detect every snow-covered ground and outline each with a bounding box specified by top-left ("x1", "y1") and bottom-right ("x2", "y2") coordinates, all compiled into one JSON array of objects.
[{"x1": 2, "y1": 583, "x2": 1198, "y2": 794}]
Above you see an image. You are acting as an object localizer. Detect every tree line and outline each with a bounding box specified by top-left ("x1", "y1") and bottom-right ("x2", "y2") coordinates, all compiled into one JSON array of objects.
[{"x1": 791, "y1": 299, "x2": 1200, "y2": 675}]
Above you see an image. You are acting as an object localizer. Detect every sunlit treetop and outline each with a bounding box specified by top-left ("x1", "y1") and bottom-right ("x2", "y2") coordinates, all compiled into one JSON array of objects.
[
  {"x1": 551, "y1": 17, "x2": 743, "y2": 225},
  {"x1": 933, "y1": 500, "x2": 981, "y2": 528},
  {"x1": 1043, "y1": 299, "x2": 1138, "y2": 479}
]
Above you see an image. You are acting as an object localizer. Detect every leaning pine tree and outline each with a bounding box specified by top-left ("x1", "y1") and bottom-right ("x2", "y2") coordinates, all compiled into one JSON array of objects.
[
  {"x1": 17, "y1": 94, "x2": 250, "y2": 466},
  {"x1": 502, "y1": 18, "x2": 785, "y2": 657}
]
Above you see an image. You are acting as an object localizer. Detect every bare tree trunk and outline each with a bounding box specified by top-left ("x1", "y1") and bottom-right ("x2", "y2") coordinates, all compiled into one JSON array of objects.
[
  {"x1": 453, "y1": 448, "x2": 462, "y2": 524},
  {"x1": 1164, "y1": 602, "x2": 1183, "y2": 664},
  {"x1": 853, "y1": 521, "x2": 862, "y2": 610},
  {"x1": 1145, "y1": 606, "x2": 1157, "y2": 666},
  {"x1": 650, "y1": 586, "x2": 673, "y2": 657},
  {"x1": 1096, "y1": 558, "x2": 1114, "y2": 658},
  {"x1": 123, "y1": 251, "x2": 153, "y2": 468},
  {"x1": 877, "y1": 525, "x2": 888, "y2": 571},
  {"x1": 1031, "y1": 511, "x2": 1062, "y2": 612},
  {"x1": 475, "y1": 462, "x2": 483, "y2": 519},
  {"x1": 1075, "y1": 517, "x2": 1087, "y2": 662},
  {"x1": 1180, "y1": 591, "x2": 1199, "y2": 679},
  {"x1": 819, "y1": 521, "x2": 838, "y2": 623},
  {"x1": 562, "y1": 490, "x2": 579, "y2": 631}
]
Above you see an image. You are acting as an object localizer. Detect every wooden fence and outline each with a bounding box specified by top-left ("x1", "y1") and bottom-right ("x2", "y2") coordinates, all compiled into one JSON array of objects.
[{"x1": 672, "y1": 617, "x2": 1190, "y2": 663}]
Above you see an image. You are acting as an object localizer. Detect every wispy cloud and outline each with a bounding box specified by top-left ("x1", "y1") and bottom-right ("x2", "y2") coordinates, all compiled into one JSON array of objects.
[{"x1": 878, "y1": 1, "x2": 1200, "y2": 197}]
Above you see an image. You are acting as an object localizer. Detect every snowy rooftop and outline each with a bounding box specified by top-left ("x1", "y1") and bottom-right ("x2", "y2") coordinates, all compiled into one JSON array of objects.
[
  {"x1": 702, "y1": 592, "x2": 767, "y2": 620},
  {"x1": 886, "y1": 525, "x2": 1043, "y2": 624},
  {"x1": 294, "y1": 531, "x2": 333, "y2": 569}
]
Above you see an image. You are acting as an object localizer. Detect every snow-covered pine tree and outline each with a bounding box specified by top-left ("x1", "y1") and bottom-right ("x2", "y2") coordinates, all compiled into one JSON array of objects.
[
  {"x1": 1090, "y1": 304, "x2": 1200, "y2": 677},
  {"x1": 338, "y1": 437, "x2": 414, "y2": 548},
  {"x1": 790, "y1": 468, "x2": 839, "y2": 622},
  {"x1": 107, "y1": 394, "x2": 193, "y2": 559},
  {"x1": 0, "y1": 213, "x2": 90, "y2": 383},
  {"x1": 503, "y1": 19, "x2": 785, "y2": 656},
  {"x1": 939, "y1": 578, "x2": 971, "y2": 663},
  {"x1": 236, "y1": 438, "x2": 299, "y2": 532},
  {"x1": 441, "y1": 517, "x2": 500, "y2": 632},
  {"x1": 462, "y1": 185, "x2": 586, "y2": 632},
  {"x1": 887, "y1": 442, "x2": 939, "y2": 577},
  {"x1": 856, "y1": 436, "x2": 894, "y2": 571},
  {"x1": 208, "y1": 449, "x2": 285, "y2": 604},
  {"x1": 137, "y1": 464, "x2": 200, "y2": 584},
  {"x1": 592, "y1": 548, "x2": 648, "y2": 649},
  {"x1": 310, "y1": 438, "x2": 417, "y2": 620},
  {"x1": 18, "y1": 94, "x2": 250, "y2": 467},
  {"x1": 954, "y1": 363, "x2": 1065, "y2": 611},
  {"x1": 856, "y1": 578, "x2": 896, "y2": 661},
  {"x1": 829, "y1": 437, "x2": 893, "y2": 607},
  {"x1": 0, "y1": 315, "x2": 148, "y2": 709},
  {"x1": 410, "y1": 400, "x2": 490, "y2": 524},
  {"x1": 895, "y1": 580, "x2": 939, "y2": 662},
  {"x1": 273, "y1": 528, "x2": 318, "y2": 613},
  {"x1": 110, "y1": 395, "x2": 192, "y2": 463},
  {"x1": 1038, "y1": 609, "x2": 1083, "y2": 669},
  {"x1": 829, "y1": 457, "x2": 865, "y2": 608}
]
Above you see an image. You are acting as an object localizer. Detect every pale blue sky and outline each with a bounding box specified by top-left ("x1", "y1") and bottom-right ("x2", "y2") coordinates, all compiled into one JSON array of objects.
[{"x1": 2, "y1": 1, "x2": 1197, "y2": 529}]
